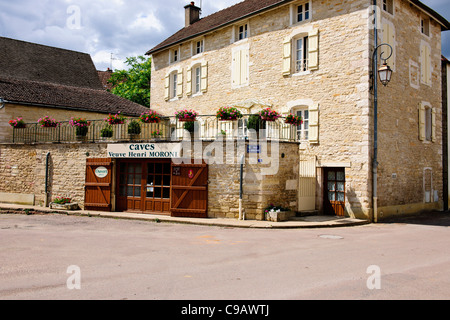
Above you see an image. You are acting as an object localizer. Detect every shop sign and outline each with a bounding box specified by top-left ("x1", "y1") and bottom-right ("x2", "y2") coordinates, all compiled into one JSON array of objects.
[
  {"x1": 107, "y1": 143, "x2": 182, "y2": 159},
  {"x1": 94, "y1": 166, "x2": 108, "y2": 178},
  {"x1": 247, "y1": 145, "x2": 261, "y2": 154}
]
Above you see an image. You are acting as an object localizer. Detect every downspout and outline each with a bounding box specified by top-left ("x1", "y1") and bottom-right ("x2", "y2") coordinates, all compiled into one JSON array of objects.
[
  {"x1": 44, "y1": 152, "x2": 50, "y2": 207},
  {"x1": 239, "y1": 154, "x2": 245, "y2": 220},
  {"x1": 372, "y1": 0, "x2": 379, "y2": 223}
]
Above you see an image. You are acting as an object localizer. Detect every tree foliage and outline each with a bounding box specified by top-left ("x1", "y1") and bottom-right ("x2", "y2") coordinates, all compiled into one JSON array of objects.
[{"x1": 108, "y1": 56, "x2": 151, "y2": 107}]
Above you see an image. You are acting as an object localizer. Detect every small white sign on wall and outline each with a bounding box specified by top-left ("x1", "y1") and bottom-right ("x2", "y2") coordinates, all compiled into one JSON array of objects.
[{"x1": 94, "y1": 166, "x2": 108, "y2": 179}]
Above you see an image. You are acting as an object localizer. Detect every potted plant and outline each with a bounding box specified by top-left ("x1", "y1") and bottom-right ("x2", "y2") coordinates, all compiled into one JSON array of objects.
[
  {"x1": 70, "y1": 117, "x2": 90, "y2": 138},
  {"x1": 151, "y1": 129, "x2": 163, "y2": 139},
  {"x1": 105, "y1": 112, "x2": 126, "y2": 125},
  {"x1": 38, "y1": 116, "x2": 60, "y2": 127},
  {"x1": 139, "y1": 110, "x2": 161, "y2": 123},
  {"x1": 175, "y1": 109, "x2": 198, "y2": 122},
  {"x1": 50, "y1": 196, "x2": 79, "y2": 210},
  {"x1": 216, "y1": 106, "x2": 243, "y2": 121},
  {"x1": 264, "y1": 204, "x2": 294, "y2": 222},
  {"x1": 258, "y1": 107, "x2": 281, "y2": 122},
  {"x1": 100, "y1": 125, "x2": 114, "y2": 138},
  {"x1": 285, "y1": 114, "x2": 303, "y2": 126},
  {"x1": 128, "y1": 119, "x2": 141, "y2": 137},
  {"x1": 9, "y1": 117, "x2": 26, "y2": 129}
]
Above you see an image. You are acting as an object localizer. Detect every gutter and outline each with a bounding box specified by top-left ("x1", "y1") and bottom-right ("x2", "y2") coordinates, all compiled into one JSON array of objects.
[{"x1": 408, "y1": 0, "x2": 450, "y2": 31}]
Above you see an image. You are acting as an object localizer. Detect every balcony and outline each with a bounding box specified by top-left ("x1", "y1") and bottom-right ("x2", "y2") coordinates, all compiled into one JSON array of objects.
[{"x1": 10, "y1": 115, "x2": 301, "y2": 144}]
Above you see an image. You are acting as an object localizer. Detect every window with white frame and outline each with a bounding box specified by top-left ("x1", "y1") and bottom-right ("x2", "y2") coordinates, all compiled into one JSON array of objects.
[
  {"x1": 295, "y1": 36, "x2": 309, "y2": 73},
  {"x1": 296, "y1": 2, "x2": 310, "y2": 23},
  {"x1": 295, "y1": 108, "x2": 309, "y2": 140},
  {"x1": 193, "y1": 64, "x2": 201, "y2": 95},
  {"x1": 238, "y1": 23, "x2": 248, "y2": 41},
  {"x1": 382, "y1": 0, "x2": 393, "y2": 14},
  {"x1": 195, "y1": 39, "x2": 204, "y2": 55},
  {"x1": 419, "y1": 102, "x2": 435, "y2": 142},
  {"x1": 421, "y1": 17, "x2": 430, "y2": 36},
  {"x1": 170, "y1": 71, "x2": 178, "y2": 99},
  {"x1": 170, "y1": 48, "x2": 179, "y2": 64}
]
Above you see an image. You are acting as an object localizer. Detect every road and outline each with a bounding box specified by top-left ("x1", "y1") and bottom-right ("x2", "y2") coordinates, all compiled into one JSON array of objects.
[{"x1": 0, "y1": 212, "x2": 449, "y2": 302}]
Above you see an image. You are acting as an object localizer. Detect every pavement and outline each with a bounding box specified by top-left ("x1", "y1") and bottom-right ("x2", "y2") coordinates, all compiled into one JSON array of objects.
[{"x1": 0, "y1": 203, "x2": 370, "y2": 229}]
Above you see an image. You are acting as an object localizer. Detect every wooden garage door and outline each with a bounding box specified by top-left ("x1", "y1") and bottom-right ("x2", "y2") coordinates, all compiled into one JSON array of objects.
[
  {"x1": 170, "y1": 161, "x2": 208, "y2": 218},
  {"x1": 85, "y1": 158, "x2": 112, "y2": 211}
]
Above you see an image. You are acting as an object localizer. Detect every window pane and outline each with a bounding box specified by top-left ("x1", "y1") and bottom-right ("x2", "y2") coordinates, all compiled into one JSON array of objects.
[
  {"x1": 155, "y1": 175, "x2": 162, "y2": 186},
  {"x1": 135, "y1": 187, "x2": 141, "y2": 197},
  {"x1": 337, "y1": 182, "x2": 345, "y2": 192},
  {"x1": 337, "y1": 171, "x2": 345, "y2": 181},
  {"x1": 337, "y1": 192, "x2": 345, "y2": 202},
  {"x1": 328, "y1": 192, "x2": 335, "y2": 201},
  {"x1": 148, "y1": 163, "x2": 154, "y2": 174},
  {"x1": 163, "y1": 188, "x2": 170, "y2": 199},
  {"x1": 155, "y1": 163, "x2": 162, "y2": 174},
  {"x1": 155, "y1": 187, "x2": 162, "y2": 198},
  {"x1": 163, "y1": 175, "x2": 170, "y2": 186},
  {"x1": 328, "y1": 171, "x2": 336, "y2": 180},
  {"x1": 297, "y1": 5, "x2": 303, "y2": 22},
  {"x1": 163, "y1": 162, "x2": 171, "y2": 173},
  {"x1": 328, "y1": 182, "x2": 336, "y2": 192},
  {"x1": 127, "y1": 186, "x2": 133, "y2": 197}
]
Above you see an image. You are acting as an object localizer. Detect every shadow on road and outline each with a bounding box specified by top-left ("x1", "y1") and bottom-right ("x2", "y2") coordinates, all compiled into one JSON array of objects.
[{"x1": 380, "y1": 210, "x2": 450, "y2": 227}]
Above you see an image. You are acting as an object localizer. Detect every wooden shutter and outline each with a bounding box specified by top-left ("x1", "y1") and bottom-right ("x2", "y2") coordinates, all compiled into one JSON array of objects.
[
  {"x1": 170, "y1": 161, "x2": 208, "y2": 218},
  {"x1": 420, "y1": 44, "x2": 431, "y2": 85},
  {"x1": 84, "y1": 158, "x2": 112, "y2": 211},
  {"x1": 186, "y1": 66, "x2": 192, "y2": 96},
  {"x1": 282, "y1": 37, "x2": 292, "y2": 75},
  {"x1": 164, "y1": 74, "x2": 170, "y2": 101},
  {"x1": 298, "y1": 155, "x2": 316, "y2": 211},
  {"x1": 232, "y1": 49, "x2": 242, "y2": 86},
  {"x1": 309, "y1": 103, "x2": 319, "y2": 143},
  {"x1": 201, "y1": 61, "x2": 208, "y2": 92},
  {"x1": 382, "y1": 23, "x2": 395, "y2": 70},
  {"x1": 419, "y1": 102, "x2": 426, "y2": 141},
  {"x1": 308, "y1": 29, "x2": 319, "y2": 70},
  {"x1": 240, "y1": 49, "x2": 249, "y2": 85},
  {"x1": 177, "y1": 69, "x2": 183, "y2": 98}
]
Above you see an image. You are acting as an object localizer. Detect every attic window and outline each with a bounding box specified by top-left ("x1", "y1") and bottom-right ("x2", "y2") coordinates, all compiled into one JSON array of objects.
[
  {"x1": 382, "y1": 0, "x2": 393, "y2": 15},
  {"x1": 238, "y1": 24, "x2": 248, "y2": 40},
  {"x1": 195, "y1": 39, "x2": 204, "y2": 55},
  {"x1": 297, "y1": 3, "x2": 310, "y2": 22},
  {"x1": 421, "y1": 17, "x2": 430, "y2": 36}
]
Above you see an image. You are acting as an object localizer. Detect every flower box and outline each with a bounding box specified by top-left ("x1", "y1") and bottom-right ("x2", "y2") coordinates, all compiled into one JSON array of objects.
[
  {"x1": 50, "y1": 202, "x2": 79, "y2": 210},
  {"x1": 265, "y1": 210, "x2": 295, "y2": 222},
  {"x1": 175, "y1": 109, "x2": 198, "y2": 122},
  {"x1": 258, "y1": 107, "x2": 281, "y2": 122},
  {"x1": 139, "y1": 110, "x2": 161, "y2": 123},
  {"x1": 216, "y1": 106, "x2": 243, "y2": 121},
  {"x1": 285, "y1": 114, "x2": 303, "y2": 126}
]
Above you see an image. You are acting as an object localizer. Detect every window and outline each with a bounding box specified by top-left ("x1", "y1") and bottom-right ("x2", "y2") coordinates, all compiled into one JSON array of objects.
[
  {"x1": 165, "y1": 69, "x2": 183, "y2": 101},
  {"x1": 192, "y1": 65, "x2": 201, "y2": 94},
  {"x1": 419, "y1": 102, "x2": 435, "y2": 142},
  {"x1": 170, "y1": 48, "x2": 179, "y2": 63},
  {"x1": 421, "y1": 18, "x2": 430, "y2": 36},
  {"x1": 295, "y1": 36, "x2": 309, "y2": 73},
  {"x1": 170, "y1": 72, "x2": 178, "y2": 99},
  {"x1": 297, "y1": 3, "x2": 310, "y2": 22},
  {"x1": 382, "y1": 0, "x2": 393, "y2": 15},
  {"x1": 295, "y1": 109, "x2": 309, "y2": 140},
  {"x1": 186, "y1": 62, "x2": 208, "y2": 96},
  {"x1": 195, "y1": 39, "x2": 204, "y2": 55},
  {"x1": 283, "y1": 29, "x2": 318, "y2": 75},
  {"x1": 238, "y1": 24, "x2": 248, "y2": 40}
]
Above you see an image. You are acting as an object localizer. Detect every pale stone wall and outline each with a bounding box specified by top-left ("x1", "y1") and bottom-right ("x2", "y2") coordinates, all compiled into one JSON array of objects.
[
  {"x1": 150, "y1": 0, "x2": 373, "y2": 218},
  {"x1": 0, "y1": 140, "x2": 299, "y2": 220},
  {"x1": 374, "y1": 1, "x2": 444, "y2": 215},
  {"x1": 0, "y1": 103, "x2": 110, "y2": 143}
]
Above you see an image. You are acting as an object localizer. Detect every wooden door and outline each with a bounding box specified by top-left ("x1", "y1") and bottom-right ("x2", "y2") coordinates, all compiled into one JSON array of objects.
[
  {"x1": 85, "y1": 158, "x2": 112, "y2": 211},
  {"x1": 170, "y1": 161, "x2": 208, "y2": 218},
  {"x1": 117, "y1": 161, "x2": 143, "y2": 212},
  {"x1": 143, "y1": 160, "x2": 171, "y2": 214},
  {"x1": 324, "y1": 168, "x2": 345, "y2": 216}
]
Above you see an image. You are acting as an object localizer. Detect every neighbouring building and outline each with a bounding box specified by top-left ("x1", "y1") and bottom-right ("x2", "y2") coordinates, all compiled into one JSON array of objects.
[{"x1": 1, "y1": 0, "x2": 449, "y2": 222}]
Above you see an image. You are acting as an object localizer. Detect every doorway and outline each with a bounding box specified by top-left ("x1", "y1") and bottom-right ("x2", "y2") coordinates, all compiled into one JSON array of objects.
[{"x1": 323, "y1": 167, "x2": 345, "y2": 216}]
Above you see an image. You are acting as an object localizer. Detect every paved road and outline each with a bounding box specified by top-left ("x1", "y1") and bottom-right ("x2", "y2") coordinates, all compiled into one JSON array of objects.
[{"x1": 0, "y1": 212, "x2": 449, "y2": 302}]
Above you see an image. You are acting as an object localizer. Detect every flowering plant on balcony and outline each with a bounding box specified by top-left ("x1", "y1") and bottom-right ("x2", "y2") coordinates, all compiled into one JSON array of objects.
[
  {"x1": 258, "y1": 107, "x2": 281, "y2": 121},
  {"x1": 285, "y1": 114, "x2": 303, "y2": 126},
  {"x1": 216, "y1": 106, "x2": 243, "y2": 121},
  {"x1": 69, "y1": 117, "x2": 90, "y2": 136},
  {"x1": 175, "y1": 109, "x2": 198, "y2": 121},
  {"x1": 9, "y1": 117, "x2": 26, "y2": 128},
  {"x1": 151, "y1": 129, "x2": 162, "y2": 138},
  {"x1": 139, "y1": 110, "x2": 161, "y2": 123},
  {"x1": 105, "y1": 112, "x2": 126, "y2": 125},
  {"x1": 38, "y1": 116, "x2": 60, "y2": 128}
]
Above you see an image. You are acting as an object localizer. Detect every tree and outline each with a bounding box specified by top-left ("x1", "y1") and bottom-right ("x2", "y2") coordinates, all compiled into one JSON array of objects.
[{"x1": 108, "y1": 56, "x2": 151, "y2": 107}]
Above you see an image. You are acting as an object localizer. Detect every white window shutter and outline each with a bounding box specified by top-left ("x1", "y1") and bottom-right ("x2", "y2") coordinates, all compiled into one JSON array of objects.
[
  {"x1": 201, "y1": 61, "x2": 208, "y2": 93},
  {"x1": 419, "y1": 103, "x2": 426, "y2": 141},
  {"x1": 431, "y1": 107, "x2": 436, "y2": 142},
  {"x1": 420, "y1": 44, "x2": 426, "y2": 84},
  {"x1": 282, "y1": 37, "x2": 292, "y2": 76},
  {"x1": 240, "y1": 49, "x2": 249, "y2": 85},
  {"x1": 382, "y1": 24, "x2": 395, "y2": 70},
  {"x1": 177, "y1": 69, "x2": 183, "y2": 98},
  {"x1": 164, "y1": 74, "x2": 170, "y2": 101},
  {"x1": 308, "y1": 29, "x2": 319, "y2": 70},
  {"x1": 186, "y1": 66, "x2": 192, "y2": 96},
  {"x1": 425, "y1": 45, "x2": 431, "y2": 85},
  {"x1": 232, "y1": 49, "x2": 241, "y2": 85},
  {"x1": 309, "y1": 104, "x2": 319, "y2": 143}
]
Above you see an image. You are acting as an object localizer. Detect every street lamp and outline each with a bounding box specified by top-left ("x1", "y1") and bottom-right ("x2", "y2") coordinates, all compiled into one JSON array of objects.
[{"x1": 372, "y1": 42, "x2": 393, "y2": 223}]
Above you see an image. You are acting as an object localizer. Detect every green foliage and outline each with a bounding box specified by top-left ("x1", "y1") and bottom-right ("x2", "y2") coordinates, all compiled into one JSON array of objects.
[
  {"x1": 247, "y1": 114, "x2": 265, "y2": 131},
  {"x1": 128, "y1": 120, "x2": 142, "y2": 135},
  {"x1": 108, "y1": 56, "x2": 151, "y2": 107},
  {"x1": 100, "y1": 125, "x2": 114, "y2": 138}
]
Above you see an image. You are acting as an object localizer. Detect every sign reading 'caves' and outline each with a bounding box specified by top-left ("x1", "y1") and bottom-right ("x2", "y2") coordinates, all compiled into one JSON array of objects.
[{"x1": 107, "y1": 143, "x2": 182, "y2": 159}]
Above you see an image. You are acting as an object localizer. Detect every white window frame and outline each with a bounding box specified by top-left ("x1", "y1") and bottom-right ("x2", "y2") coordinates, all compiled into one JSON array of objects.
[
  {"x1": 290, "y1": 1, "x2": 312, "y2": 26},
  {"x1": 293, "y1": 107, "x2": 309, "y2": 141},
  {"x1": 421, "y1": 17, "x2": 430, "y2": 37},
  {"x1": 238, "y1": 23, "x2": 248, "y2": 41},
  {"x1": 294, "y1": 36, "x2": 309, "y2": 74},
  {"x1": 192, "y1": 38, "x2": 204, "y2": 56},
  {"x1": 192, "y1": 64, "x2": 202, "y2": 95},
  {"x1": 170, "y1": 71, "x2": 178, "y2": 99},
  {"x1": 169, "y1": 46, "x2": 180, "y2": 64},
  {"x1": 382, "y1": 0, "x2": 394, "y2": 15}
]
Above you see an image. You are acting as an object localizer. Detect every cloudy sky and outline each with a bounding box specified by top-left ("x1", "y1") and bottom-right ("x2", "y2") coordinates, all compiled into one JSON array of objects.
[{"x1": 0, "y1": 0, "x2": 449, "y2": 71}]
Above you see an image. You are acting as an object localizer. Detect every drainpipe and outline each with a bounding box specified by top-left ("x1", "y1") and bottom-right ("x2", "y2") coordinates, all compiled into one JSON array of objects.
[
  {"x1": 372, "y1": 0, "x2": 378, "y2": 223},
  {"x1": 239, "y1": 154, "x2": 245, "y2": 220},
  {"x1": 44, "y1": 152, "x2": 50, "y2": 207}
]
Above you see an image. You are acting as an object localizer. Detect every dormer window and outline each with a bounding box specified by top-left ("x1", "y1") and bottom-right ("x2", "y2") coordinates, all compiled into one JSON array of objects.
[
  {"x1": 290, "y1": 1, "x2": 311, "y2": 25},
  {"x1": 238, "y1": 24, "x2": 248, "y2": 40}
]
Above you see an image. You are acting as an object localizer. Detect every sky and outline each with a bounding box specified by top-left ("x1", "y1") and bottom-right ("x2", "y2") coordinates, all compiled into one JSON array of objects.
[{"x1": 0, "y1": 0, "x2": 449, "y2": 71}]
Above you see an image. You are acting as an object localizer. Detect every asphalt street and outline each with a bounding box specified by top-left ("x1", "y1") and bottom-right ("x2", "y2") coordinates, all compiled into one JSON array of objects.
[{"x1": 0, "y1": 211, "x2": 449, "y2": 302}]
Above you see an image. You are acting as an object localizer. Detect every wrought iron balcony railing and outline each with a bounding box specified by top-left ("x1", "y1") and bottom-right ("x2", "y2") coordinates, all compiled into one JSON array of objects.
[{"x1": 11, "y1": 115, "x2": 301, "y2": 144}]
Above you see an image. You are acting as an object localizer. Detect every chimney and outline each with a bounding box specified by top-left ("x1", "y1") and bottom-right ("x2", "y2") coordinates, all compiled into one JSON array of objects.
[{"x1": 184, "y1": 2, "x2": 201, "y2": 27}]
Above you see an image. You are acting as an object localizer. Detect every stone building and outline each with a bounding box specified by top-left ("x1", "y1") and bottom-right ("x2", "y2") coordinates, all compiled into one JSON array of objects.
[
  {"x1": 146, "y1": 0, "x2": 450, "y2": 220},
  {"x1": 1, "y1": 0, "x2": 448, "y2": 222}
]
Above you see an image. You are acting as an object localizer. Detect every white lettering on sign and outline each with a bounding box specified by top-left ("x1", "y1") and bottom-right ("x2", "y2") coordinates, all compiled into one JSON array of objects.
[
  {"x1": 94, "y1": 166, "x2": 108, "y2": 178},
  {"x1": 107, "y1": 143, "x2": 182, "y2": 159}
]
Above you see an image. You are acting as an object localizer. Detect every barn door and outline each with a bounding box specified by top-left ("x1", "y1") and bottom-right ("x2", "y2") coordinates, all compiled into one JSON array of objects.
[
  {"x1": 85, "y1": 158, "x2": 112, "y2": 211},
  {"x1": 170, "y1": 161, "x2": 208, "y2": 218}
]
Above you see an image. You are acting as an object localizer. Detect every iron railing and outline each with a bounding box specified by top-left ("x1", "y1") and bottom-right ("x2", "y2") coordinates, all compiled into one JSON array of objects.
[{"x1": 11, "y1": 115, "x2": 300, "y2": 144}]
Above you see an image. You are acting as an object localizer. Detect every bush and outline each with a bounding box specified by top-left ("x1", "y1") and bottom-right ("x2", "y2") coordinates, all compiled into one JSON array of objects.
[
  {"x1": 128, "y1": 119, "x2": 141, "y2": 135},
  {"x1": 100, "y1": 125, "x2": 113, "y2": 138}
]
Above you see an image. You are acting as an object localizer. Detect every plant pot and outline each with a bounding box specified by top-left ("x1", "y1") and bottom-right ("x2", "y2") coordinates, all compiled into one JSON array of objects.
[
  {"x1": 50, "y1": 202, "x2": 79, "y2": 210},
  {"x1": 178, "y1": 118, "x2": 196, "y2": 122},
  {"x1": 265, "y1": 210, "x2": 295, "y2": 222}
]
